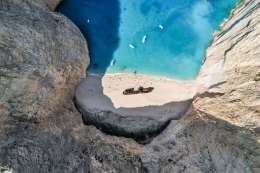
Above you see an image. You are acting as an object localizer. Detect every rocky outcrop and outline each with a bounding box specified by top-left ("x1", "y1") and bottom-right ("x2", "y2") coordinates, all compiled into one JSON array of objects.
[
  {"x1": 0, "y1": 1, "x2": 142, "y2": 173},
  {"x1": 0, "y1": 0, "x2": 62, "y2": 11},
  {"x1": 196, "y1": 0, "x2": 260, "y2": 131},
  {"x1": 0, "y1": 0, "x2": 259, "y2": 173},
  {"x1": 140, "y1": 0, "x2": 260, "y2": 172},
  {"x1": 0, "y1": 4, "x2": 88, "y2": 122}
]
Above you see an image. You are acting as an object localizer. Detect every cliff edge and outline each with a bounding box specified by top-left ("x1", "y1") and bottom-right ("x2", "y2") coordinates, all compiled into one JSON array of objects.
[{"x1": 140, "y1": 0, "x2": 260, "y2": 172}]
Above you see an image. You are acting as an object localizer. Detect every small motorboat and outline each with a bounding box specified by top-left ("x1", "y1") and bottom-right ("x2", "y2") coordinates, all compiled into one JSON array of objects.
[
  {"x1": 128, "y1": 44, "x2": 135, "y2": 49},
  {"x1": 159, "y1": 24, "x2": 164, "y2": 30},
  {"x1": 142, "y1": 35, "x2": 147, "y2": 44}
]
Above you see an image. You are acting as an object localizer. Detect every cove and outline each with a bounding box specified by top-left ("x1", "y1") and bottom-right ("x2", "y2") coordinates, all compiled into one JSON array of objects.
[{"x1": 57, "y1": 0, "x2": 240, "y2": 79}]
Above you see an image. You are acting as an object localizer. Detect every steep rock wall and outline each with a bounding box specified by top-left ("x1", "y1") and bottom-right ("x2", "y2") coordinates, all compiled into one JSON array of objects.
[
  {"x1": 140, "y1": 0, "x2": 260, "y2": 172},
  {"x1": 0, "y1": 1, "x2": 143, "y2": 173}
]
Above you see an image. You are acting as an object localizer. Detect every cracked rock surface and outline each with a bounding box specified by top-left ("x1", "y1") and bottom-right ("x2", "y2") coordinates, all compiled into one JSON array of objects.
[{"x1": 0, "y1": 0, "x2": 259, "y2": 173}]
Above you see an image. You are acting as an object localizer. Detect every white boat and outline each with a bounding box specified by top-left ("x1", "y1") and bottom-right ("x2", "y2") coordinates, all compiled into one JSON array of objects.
[
  {"x1": 110, "y1": 59, "x2": 116, "y2": 66},
  {"x1": 142, "y1": 35, "x2": 147, "y2": 44},
  {"x1": 159, "y1": 24, "x2": 164, "y2": 30},
  {"x1": 128, "y1": 44, "x2": 135, "y2": 49}
]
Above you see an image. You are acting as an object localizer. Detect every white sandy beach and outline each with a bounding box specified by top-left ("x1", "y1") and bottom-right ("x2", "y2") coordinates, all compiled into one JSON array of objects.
[{"x1": 82, "y1": 73, "x2": 196, "y2": 109}]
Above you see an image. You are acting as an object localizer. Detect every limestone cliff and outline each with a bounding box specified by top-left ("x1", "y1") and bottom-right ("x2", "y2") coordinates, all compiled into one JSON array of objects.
[
  {"x1": 140, "y1": 0, "x2": 260, "y2": 172},
  {"x1": 0, "y1": 0, "x2": 259, "y2": 173}
]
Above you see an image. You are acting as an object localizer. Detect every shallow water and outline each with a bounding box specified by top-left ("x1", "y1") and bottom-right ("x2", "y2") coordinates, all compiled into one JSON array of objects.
[{"x1": 58, "y1": 0, "x2": 240, "y2": 79}]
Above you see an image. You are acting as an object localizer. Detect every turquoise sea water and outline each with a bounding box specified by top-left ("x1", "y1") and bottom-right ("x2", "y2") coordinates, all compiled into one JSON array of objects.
[{"x1": 58, "y1": 0, "x2": 240, "y2": 79}]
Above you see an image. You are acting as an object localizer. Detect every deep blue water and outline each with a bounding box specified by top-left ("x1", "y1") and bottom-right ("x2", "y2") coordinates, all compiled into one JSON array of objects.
[{"x1": 57, "y1": 0, "x2": 240, "y2": 79}]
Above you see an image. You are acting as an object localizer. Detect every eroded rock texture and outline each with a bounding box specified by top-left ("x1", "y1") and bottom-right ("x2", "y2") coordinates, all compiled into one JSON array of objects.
[
  {"x1": 0, "y1": 0, "x2": 62, "y2": 11},
  {"x1": 141, "y1": 0, "x2": 260, "y2": 172},
  {"x1": 0, "y1": 0, "x2": 259, "y2": 173},
  {"x1": 0, "y1": 1, "x2": 142, "y2": 173}
]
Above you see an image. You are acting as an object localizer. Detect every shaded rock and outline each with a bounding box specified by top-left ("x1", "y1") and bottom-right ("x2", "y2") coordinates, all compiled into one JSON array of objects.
[
  {"x1": 0, "y1": 6, "x2": 88, "y2": 121},
  {"x1": 0, "y1": 1, "x2": 144, "y2": 173},
  {"x1": 75, "y1": 72, "x2": 194, "y2": 142},
  {"x1": 75, "y1": 90, "x2": 192, "y2": 142},
  {"x1": 0, "y1": 0, "x2": 62, "y2": 11},
  {"x1": 0, "y1": 101, "x2": 143, "y2": 173},
  {"x1": 141, "y1": 110, "x2": 260, "y2": 173}
]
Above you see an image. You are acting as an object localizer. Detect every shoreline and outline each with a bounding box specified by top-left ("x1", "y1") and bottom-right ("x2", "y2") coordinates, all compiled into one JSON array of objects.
[
  {"x1": 75, "y1": 72, "x2": 195, "y2": 140},
  {"x1": 81, "y1": 72, "x2": 196, "y2": 109},
  {"x1": 87, "y1": 71, "x2": 196, "y2": 80}
]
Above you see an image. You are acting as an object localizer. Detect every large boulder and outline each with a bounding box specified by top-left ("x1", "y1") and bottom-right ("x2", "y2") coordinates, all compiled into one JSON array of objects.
[{"x1": 0, "y1": 4, "x2": 88, "y2": 122}]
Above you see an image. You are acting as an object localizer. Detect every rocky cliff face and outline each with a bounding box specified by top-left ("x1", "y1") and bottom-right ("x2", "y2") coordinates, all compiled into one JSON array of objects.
[
  {"x1": 0, "y1": 0, "x2": 259, "y2": 173},
  {"x1": 0, "y1": 2, "x2": 88, "y2": 122},
  {"x1": 0, "y1": 1, "x2": 144, "y2": 173},
  {"x1": 139, "y1": 0, "x2": 260, "y2": 172},
  {"x1": 196, "y1": 0, "x2": 260, "y2": 130},
  {"x1": 0, "y1": 0, "x2": 62, "y2": 11}
]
